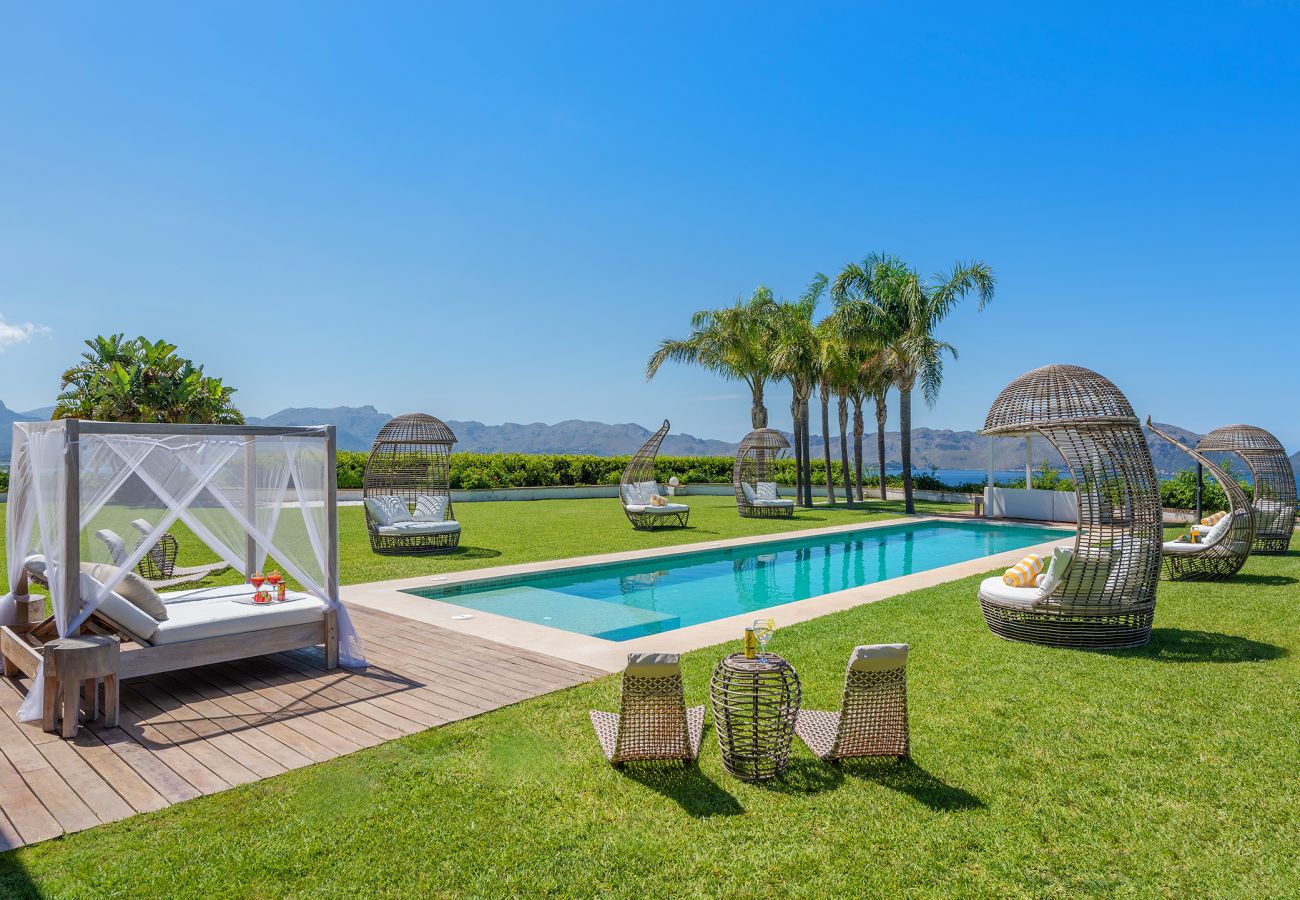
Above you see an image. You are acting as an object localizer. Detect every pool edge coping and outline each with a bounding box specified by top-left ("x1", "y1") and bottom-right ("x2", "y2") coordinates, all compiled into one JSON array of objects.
[{"x1": 342, "y1": 515, "x2": 1074, "y2": 673}]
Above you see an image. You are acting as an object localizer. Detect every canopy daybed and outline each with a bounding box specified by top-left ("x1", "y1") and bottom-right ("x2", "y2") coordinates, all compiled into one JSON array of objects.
[
  {"x1": 977, "y1": 365, "x2": 1163, "y2": 649},
  {"x1": 0, "y1": 419, "x2": 365, "y2": 732},
  {"x1": 734, "y1": 428, "x2": 794, "y2": 518},
  {"x1": 620, "y1": 420, "x2": 690, "y2": 529},
  {"x1": 1196, "y1": 425, "x2": 1295, "y2": 554},
  {"x1": 363, "y1": 414, "x2": 461, "y2": 554},
  {"x1": 1147, "y1": 419, "x2": 1255, "y2": 581}
]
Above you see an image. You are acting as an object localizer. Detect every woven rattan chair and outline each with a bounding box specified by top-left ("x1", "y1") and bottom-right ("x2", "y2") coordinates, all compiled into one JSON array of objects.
[
  {"x1": 795, "y1": 643, "x2": 909, "y2": 762},
  {"x1": 1147, "y1": 419, "x2": 1255, "y2": 581},
  {"x1": 363, "y1": 413, "x2": 461, "y2": 554},
  {"x1": 977, "y1": 365, "x2": 1163, "y2": 649},
  {"x1": 619, "y1": 420, "x2": 689, "y2": 529},
  {"x1": 1196, "y1": 425, "x2": 1295, "y2": 554},
  {"x1": 95, "y1": 527, "x2": 229, "y2": 591},
  {"x1": 734, "y1": 428, "x2": 794, "y2": 518},
  {"x1": 589, "y1": 652, "x2": 704, "y2": 765}
]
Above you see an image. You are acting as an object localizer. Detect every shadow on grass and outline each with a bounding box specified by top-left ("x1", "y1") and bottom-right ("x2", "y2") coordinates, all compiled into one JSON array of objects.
[
  {"x1": 1229, "y1": 573, "x2": 1298, "y2": 587},
  {"x1": 752, "y1": 756, "x2": 844, "y2": 796},
  {"x1": 839, "y1": 758, "x2": 983, "y2": 811},
  {"x1": 445, "y1": 546, "x2": 503, "y2": 561},
  {"x1": 0, "y1": 857, "x2": 39, "y2": 900},
  {"x1": 1117, "y1": 628, "x2": 1287, "y2": 663},
  {"x1": 621, "y1": 764, "x2": 743, "y2": 818}
]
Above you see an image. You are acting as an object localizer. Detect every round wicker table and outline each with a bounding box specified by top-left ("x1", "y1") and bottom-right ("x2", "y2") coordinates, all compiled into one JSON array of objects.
[{"x1": 709, "y1": 653, "x2": 802, "y2": 782}]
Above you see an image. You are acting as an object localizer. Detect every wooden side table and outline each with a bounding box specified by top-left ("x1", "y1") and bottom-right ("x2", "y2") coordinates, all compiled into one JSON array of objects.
[
  {"x1": 43, "y1": 635, "x2": 120, "y2": 738},
  {"x1": 709, "y1": 653, "x2": 801, "y2": 781}
]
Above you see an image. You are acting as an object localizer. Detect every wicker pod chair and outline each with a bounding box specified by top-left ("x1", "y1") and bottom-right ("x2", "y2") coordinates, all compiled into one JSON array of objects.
[
  {"x1": 1147, "y1": 419, "x2": 1255, "y2": 581},
  {"x1": 362, "y1": 413, "x2": 461, "y2": 554},
  {"x1": 619, "y1": 420, "x2": 690, "y2": 529},
  {"x1": 589, "y1": 652, "x2": 704, "y2": 766},
  {"x1": 1196, "y1": 425, "x2": 1296, "y2": 554},
  {"x1": 795, "y1": 643, "x2": 910, "y2": 763},
  {"x1": 976, "y1": 365, "x2": 1164, "y2": 650},
  {"x1": 734, "y1": 428, "x2": 795, "y2": 518}
]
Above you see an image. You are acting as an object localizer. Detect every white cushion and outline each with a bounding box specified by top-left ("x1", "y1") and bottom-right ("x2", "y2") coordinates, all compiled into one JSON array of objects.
[
  {"x1": 741, "y1": 483, "x2": 758, "y2": 503},
  {"x1": 150, "y1": 586, "x2": 326, "y2": 646},
  {"x1": 376, "y1": 520, "x2": 461, "y2": 536},
  {"x1": 1163, "y1": 539, "x2": 1205, "y2": 555},
  {"x1": 1204, "y1": 512, "x2": 1234, "y2": 545},
  {"x1": 95, "y1": 529, "x2": 130, "y2": 566},
  {"x1": 756, "y1": 481, "x2": 780, "y2": 501},
  {"x1": 979, "y1": 575, "x2": 1042, "y2": 609},
  {"x1": 1190, "y1": 524, "x2": 1211, "y2": 535},
  {"x1": 625, "y1": 651, "x2": 680, "y2": 678},
  {"x1": 381, "y1": 495, "x2": 412, "y2": 523},
  {"x1": 848, "y1": 643, "x2": 908, "y2": 672},
  {"x1": 623, "y1": 503, "x2": 689, "y2": 514},
  {"x1": 751, "y1": 498, "x2": 795, "y2": 508},
  {"x1": 413, "y1": 494, "x2": 449, "y2": 522},
  {"x1": 622, "y1": 484, "x2": 646, "y2": 506},
  {"x1": 637, "y1": 480, "x2": 660, "y2": 501},
  {"x1": 80, "y1": 573, "x2": 162, "y2": 642},
  {"x1": 1039, "y1": 546, "x2": 1074, "y2": 595},
  {"x1": 364, "y1": 497, "x2": 393, "y2": 527},
  {"x1": 81, "y1": 563, "x2": 168, "y2": 621}
]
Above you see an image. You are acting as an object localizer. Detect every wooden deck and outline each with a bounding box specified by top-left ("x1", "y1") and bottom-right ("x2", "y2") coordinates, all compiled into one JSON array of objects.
[{"x1": 0, "y1": 605, "x2": 605, "y2": 849}]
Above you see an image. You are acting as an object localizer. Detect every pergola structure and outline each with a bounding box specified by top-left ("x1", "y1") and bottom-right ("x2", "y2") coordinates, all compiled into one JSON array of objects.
[
  {"x1": 1197, "y1": 425, "x2": 1296, "y2": 554},
  {"x1": 1, "y1": 419, "x2": 364, "y2": 728},
  {"x1": 977, "y1": 364, "x2": 1163, "y2": 649}
]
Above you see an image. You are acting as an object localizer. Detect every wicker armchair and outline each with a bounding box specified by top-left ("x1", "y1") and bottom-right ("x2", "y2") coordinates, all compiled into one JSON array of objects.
[
  {"x1": 589, "y1": 652, "x2": 704, "y2": 765},
  {"x1": 1147, "y1": 419, "x2": 1254, "y2": 580},
  {"x1": 619, "y1": 420, "x2": 689, "y2": 529},
  {"x1": 734, "y1": 429, "x2": 794, "y2": 518},
  {"x1": 1196, "y1": 425, "x2": 1295, "y2": 554},
  {"x1": 363, "y1": 414, "x2": 461, "y2": 554},
  {"x1": 795, "y1": 643, "x2": 909, "y2": 762},
  {"x1": 976, "y1": 365, "x2": 1163, "y2": 649}
]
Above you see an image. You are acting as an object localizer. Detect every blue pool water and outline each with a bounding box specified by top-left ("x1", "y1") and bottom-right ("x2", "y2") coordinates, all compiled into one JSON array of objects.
[{"x1": 405, "y1": 520, "x2": 1068, "y2": 641}]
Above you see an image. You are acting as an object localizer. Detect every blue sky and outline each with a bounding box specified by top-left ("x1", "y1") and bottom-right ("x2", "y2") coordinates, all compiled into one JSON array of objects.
[{"x1": 2, "y1": 2, "x2": 1297, "y2": 448}]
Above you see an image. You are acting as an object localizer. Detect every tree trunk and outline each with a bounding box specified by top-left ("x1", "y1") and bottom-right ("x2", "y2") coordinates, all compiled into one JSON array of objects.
[
  {"x1": 790, "y1": 395, "x2": 803, "y2": 505},
  {"x1": 852, "y1": 396, "x2": 864, "y2": 502},
  {"x1": 820, "y1": 382, "x2": 835, "y2": 504},
  {"x1": 795, "y1": 400, "x2": 806, "y2": 507},
  {"x1": 875, "y1": 394, "x2": 888, "y2": 501},
  {"x1": 751, "y1": 383, "x2": 768, "y2": 430},
  {"x1": 899, "y1": 385, "x2": 915, "y2": 514},
  {"x1": 838, "y1": 392, "x2": 853, "y2": 507}
]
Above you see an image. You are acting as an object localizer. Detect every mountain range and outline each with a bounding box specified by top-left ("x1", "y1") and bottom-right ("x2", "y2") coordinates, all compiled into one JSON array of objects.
[{"x1": 6, "y1": 402, "x2": 1296, "y2": 476}]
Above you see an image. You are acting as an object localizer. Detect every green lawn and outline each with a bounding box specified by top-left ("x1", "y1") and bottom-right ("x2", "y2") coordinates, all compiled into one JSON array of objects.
[
  {"x1": 1, "y1": 494, "x2": 972, "y2": 594},
  {"x1": 0, "y1": 514, "x2": 1295, "y2": 896}
]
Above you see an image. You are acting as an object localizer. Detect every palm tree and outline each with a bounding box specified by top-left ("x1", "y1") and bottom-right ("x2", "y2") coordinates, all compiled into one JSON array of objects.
[
  {"x1": 833, "y1": 254, "x2": 995, "y2": 513},
  {"x1": 647, "y1": 287, "x2": 780, "y2": 430},
  {"x1": 859, "y1": 350, "x2": 896, "y2": 501},
  {"x1": 819, "y1": 323, "x2": 859, "y2": 506},
  {"x1": 814, "y1": 318, "x2": 838, "y2": 504},
  {"x1": 770, "y1": 275, "x2": 826, "y2": 507}
]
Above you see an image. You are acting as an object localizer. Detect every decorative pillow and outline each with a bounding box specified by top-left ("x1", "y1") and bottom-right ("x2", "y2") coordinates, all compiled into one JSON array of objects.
[
  {"x1": 1204, "y1": 512, "x2": 1233, "y2": 544},
  {"x1": 637, "y1": 481, "x2": 660, "y2": 502},
  {"x1": 622, "y1": 484, "x2": 646, "y2": 506},
  {"x1": 1003, "y1": 554, "x2": 1044, "y2": 587},
  {"x1": 1039, "y1": 546, "x2": 1074, "y2": 595},
  {"x1": 364, "y1": 497, "x2": 393, "y2": 527},
  {"x1": 81, "y1": 563, "x2": 168, "y2": 621},
  {"x1": 756, "y1": 481, "x2": 779, "y2": 501},
  {"x1": 414, "y1": 494, "x2": 449, "y2": 522},
  {"x1": 381, "y1": 495, "x2": 412, "y2": 523},
  {"x1": 741, "y1": 483, "x2": 758, "y2": 503}
]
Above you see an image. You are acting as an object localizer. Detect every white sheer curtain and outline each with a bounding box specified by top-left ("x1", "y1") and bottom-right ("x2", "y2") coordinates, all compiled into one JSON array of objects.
[{"x1": 3, "y1": 422, "x2": 365, "y2": 723}]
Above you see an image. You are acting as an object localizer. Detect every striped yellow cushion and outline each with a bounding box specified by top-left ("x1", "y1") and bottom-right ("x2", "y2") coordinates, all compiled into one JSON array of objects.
[{"x1": 1003, "y1": 554, "x2": 1044, "y2": 587}]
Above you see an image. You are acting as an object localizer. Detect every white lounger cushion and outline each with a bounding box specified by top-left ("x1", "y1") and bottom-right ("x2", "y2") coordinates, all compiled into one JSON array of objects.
[
  {"x1": 979, "y1": 575, "x2": 1043, "y2": 609},
  {"x1": 625, "y1": 651, "x2": 680, "y2": 677},
  {"x1": 751, "y1": 498, "x2": 795, "y2": 508},
  {"x1": 848, "y1": 643, "x2": 908, "y2": 672},
  {"x1": 83, "y1": 574, "x2": 165, "y2": 642},
  {"x1": 741, "y1": 482, "x2": 758, "y2": 503},
  {"x1": 150, "y1": 587, "x2": 327, "y2": 646},
  {"x1": 623, "y1": 503, "x2": 689, "y2": 514},
  {"x1": 756, "y1": 481, "x2": 780, "y2": 501},
  {"x1": 375, "y1": 520, "x2": 461, "y2": 536}
]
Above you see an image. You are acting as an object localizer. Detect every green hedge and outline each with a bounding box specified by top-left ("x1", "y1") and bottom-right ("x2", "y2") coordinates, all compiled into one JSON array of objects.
[{"x1": 334, "y1": 451, "x2": 968, "y2": 493}]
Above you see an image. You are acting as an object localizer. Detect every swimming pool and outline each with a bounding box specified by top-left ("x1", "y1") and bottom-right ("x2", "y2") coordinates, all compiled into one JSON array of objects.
[{"x1": 404, "y1": 520, "x2": 1068, "y2": 641}]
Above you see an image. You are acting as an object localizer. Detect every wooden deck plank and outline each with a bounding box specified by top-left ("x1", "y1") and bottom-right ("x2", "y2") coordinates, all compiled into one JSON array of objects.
[{"x1": 0, "y1": 605, "x2": 604, "y2": 848}]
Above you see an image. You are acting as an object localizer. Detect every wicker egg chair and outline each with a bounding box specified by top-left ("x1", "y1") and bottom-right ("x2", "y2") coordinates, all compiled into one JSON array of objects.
[
  {"x1": 734, "y1": 429, "x2": 795, "y2": 518},
  {"x1": 977, "y1": 365, "x2": 1164, "y2": 649},
  {"x1": 1196, "y1": 425, "x2": 1295, "y2": 554},
  {"x1": 1147, "y1": 419, "x2": 1254, "y2": 580},
  {"x1": 619, "y1": 420, "x2": 689, "y2": 529},
  {"x1": 363, "y1": 413, "x2": 461, "y2": 554}
]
